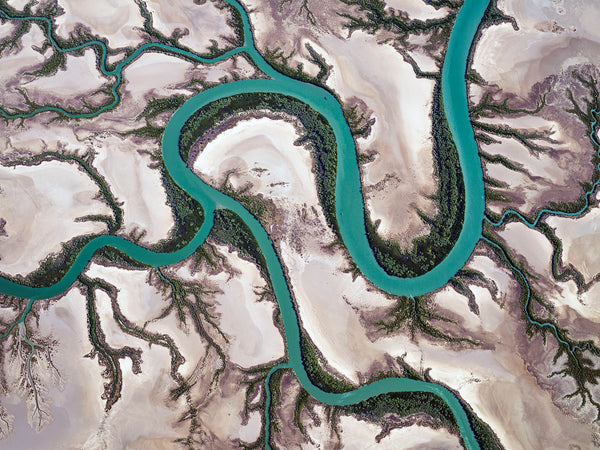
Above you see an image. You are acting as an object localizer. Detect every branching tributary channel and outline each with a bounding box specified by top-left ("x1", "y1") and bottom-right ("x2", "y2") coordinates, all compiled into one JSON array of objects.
[{"x1": 0, "y1": 0, "x2": 493, "y2": 448}]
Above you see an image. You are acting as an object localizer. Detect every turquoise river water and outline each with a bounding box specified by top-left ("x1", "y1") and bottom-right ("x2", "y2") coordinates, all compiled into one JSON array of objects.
[{"x1": 0, "y1": 0, "x2": 492, "y2": 448}]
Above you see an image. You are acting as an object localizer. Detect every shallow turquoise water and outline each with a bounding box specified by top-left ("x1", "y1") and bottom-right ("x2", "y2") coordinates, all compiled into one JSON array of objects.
[{"x1": 0, "y1": 1, "x2": 491, "y2": 448}]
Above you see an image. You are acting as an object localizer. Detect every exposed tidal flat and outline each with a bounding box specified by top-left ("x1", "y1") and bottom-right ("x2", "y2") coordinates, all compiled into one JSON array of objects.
[
  {"x1": 0, "y1": 0, "x2": 496, "y2": 448},
  {"x1": 0, "y1": 0, "x2": 599, "y2": 446},
  {"x1": 469, "y1": 2, "x2": 600, "y2": 442},
  {"x1": 0, "y1": 160, "x2": 110, "y2": 276}
]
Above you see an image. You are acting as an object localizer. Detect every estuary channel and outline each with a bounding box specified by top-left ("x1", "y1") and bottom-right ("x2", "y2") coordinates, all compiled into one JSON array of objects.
[{"x1": 0, "y1": 0, "x2": 491, "y2": 448}]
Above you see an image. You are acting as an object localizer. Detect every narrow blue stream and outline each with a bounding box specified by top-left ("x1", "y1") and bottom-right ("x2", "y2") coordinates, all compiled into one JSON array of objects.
[{"x1": 483, "y1": 104, "x2": 600, "y2": 360}]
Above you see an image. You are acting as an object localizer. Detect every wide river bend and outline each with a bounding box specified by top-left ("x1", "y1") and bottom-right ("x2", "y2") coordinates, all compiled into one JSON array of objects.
[{"x1": 0, "y1": 0, "x2": 490, "y2": 448}]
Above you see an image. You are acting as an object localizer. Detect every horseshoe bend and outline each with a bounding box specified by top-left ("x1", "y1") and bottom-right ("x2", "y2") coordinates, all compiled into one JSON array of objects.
[{"x1": 1, "y1": 0, "x2": 600, "y2": 448}]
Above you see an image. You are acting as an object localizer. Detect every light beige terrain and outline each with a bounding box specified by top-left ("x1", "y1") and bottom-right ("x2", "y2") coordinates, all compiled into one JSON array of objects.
[
  {"x1": 318, "y1": 31, "x2": 437, "y2": 244},
  {"x1": 0, "y1": 160, "x2": 110, "y2": 276},
  {"x1": 2, "y1": 0, "x2": 600, "y2": 448},
  {"x1": 496, "y1": 221, "x2": 600, "y2": 344},
  {"x1": 22, "y1": 49, "x2": 110, "y2": 111},
  {"x1": 121, "y1": 52, "x2": 194, "y2": 107},
  {"x1": 336, "y1": 415, "x2": 462, "y2": 449},
  {"x1": 471, "y1": 0, "x2": 600, "y2": 217},
  {"x1": 146, "y1": 0, "x2": 236, "y2": 53},
  {"x1": 194, "y1": 117, "x2": 315, "y2": 205},
  {"x1": 0, "y1": 236, "x2": 284, "y2": 447},
  {"x1": 547, "y1": 196, "x2": 600, "y2": 283},
  {"x1": 475, "y1": 0, "x2": 600, "y2": 98},
  {"x1": 1, "y1": 289, "x2": 107, "y2": 446},
  {"x1": 242, "y1": 0, "x2": 441, "y2": 247},
  {"x1": 0, "y1": 25, "x2": 50, "y2": 111},
  {"x1": 168, "y1": 243, "x2": 285, "y2": 369},
  {"x1": 53, "y1": 0, "x2": 145, "y2": 49},
  {"x1": 92, "y1": 133, "x2": 174, "y2": 246},
  {"x1": 51, "y1": 0, "x2": 236, "y2": 53}
]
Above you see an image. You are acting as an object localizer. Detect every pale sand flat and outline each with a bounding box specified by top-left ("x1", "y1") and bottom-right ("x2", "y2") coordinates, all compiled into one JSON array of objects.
[
  {"x1": 93, "y1": 133, "x2": 174, "y2": 246},
  {"x1": 474, "y1": 0, "x2": 600, "y2": 98},
  {"x1": 2, "y1": 289, "x2": 106, "y2": 448},
  {"x1": 318, "y1": 30, "x2": 437, "y2": 244},
  {"x1": 146, "y1": 0, "x2": 234, "y2": 53},
  {"x1": 22, "y1": 49, "x2": 109, "y2": 110},
  {"x1": 384, "y1": 0, "x2": 450, "y2": 20},
  {"x1": 0, "y1": 160, "x2": 110, "y2": 276},
  {"x1": 53, "y1": 0, "x2": 145, "y2": 49},
  {"x1": 173, "y1": 242, "x2": 286, "y2": 369}
]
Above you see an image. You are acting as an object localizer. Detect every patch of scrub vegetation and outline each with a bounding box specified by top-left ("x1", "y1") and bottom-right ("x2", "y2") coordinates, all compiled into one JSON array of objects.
[
  {"x1": 292, "y1": 386, "x2": 314, "y2": 438},
  {"x1": 93, "y1": 246, "x2": 149, "y2": 271},
  {"x1": 534, "y1": 222, "x2": 585, "y2": 289},
  {"x1": 294, "y1": 337, "x2": 502, "y2": 450},
  {"x1": 139, "y1": 147, "x2": 206, "y2": 254},
  {"x1": 150, "y1": 265, "x2": 228, "y2": 398},
  {"x1": 483, "y1": 177, "x2": 513, "y2": 205},
  {"x1": 266, "y1": 366, "x2": 286, "y2": 437},
  {"x1": 299, "y1": 332, "x2": 353, "y2": 394},
  {"x1": 263, "y1": 42, "x2": 332, "y2": 88},
  {"x1": 26, "y1": 47, "x2": 67, "y2": 78},
  {"x1": 375, "y1": 294, "x2": 475, "y2": 344},
  {"x1": 219, "y1": 170, "x2": 273, "y2": 224},
  {"x1": 339, "y1": 0, "x2": 456, "y2": 37},
  {"x1": 77, "y1": 275, "x2": 143, "y2": 411},
  {"x1": 136, "y1": 94, "x2": 187, "y2": 122},
  {"x1": 478, "y1": 150, "x2": 528, "y2": 176},
  {"x1": 135, "y1": 0, "x2": 244, "y2": 60},
  {"x1": 209, "y1": 209, "x2": 270, "y2": 282},
  {"x1": 448, "y1": 268, "x2": 498, "y2": 315},
  {"x1": 9, "y1": 234, "x2": 96, "y2": 288},
  {"x1": 342, "y1": 361, "x2": 503, "y2": 450},
  {"x1": 344, "y1": 391, "x2": 459, "y2": 436}
]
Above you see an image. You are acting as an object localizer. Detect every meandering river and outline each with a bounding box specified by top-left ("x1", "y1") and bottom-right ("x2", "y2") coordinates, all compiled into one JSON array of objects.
[{"x1": 0, "y1": 0, "x2": 490, "y2": 448}]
